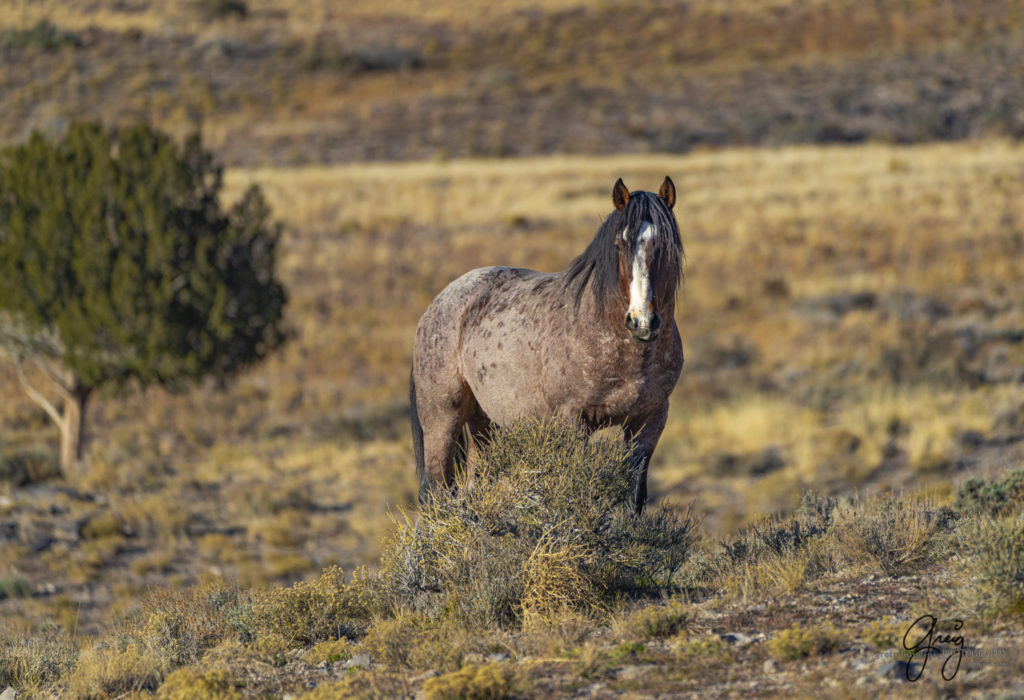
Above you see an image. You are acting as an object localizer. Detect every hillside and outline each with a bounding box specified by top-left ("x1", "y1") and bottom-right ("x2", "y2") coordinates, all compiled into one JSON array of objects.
[{"x1": 3, "y1": 0, "x2": 1024, "y2": 164}]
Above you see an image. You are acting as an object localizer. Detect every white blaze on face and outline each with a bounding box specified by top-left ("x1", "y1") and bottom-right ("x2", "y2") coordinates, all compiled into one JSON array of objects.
[{"x1": 627, "y1": 221, "x2": 655, "y2": 324}]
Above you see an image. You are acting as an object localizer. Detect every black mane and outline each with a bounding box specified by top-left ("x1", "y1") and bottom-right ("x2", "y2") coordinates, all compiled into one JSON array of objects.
[{"x1": 563, "y1": 190, "x2": 683, "y2": 309}]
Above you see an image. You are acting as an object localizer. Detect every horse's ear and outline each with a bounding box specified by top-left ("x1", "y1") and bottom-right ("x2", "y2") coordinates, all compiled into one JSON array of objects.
[
  {"x1": 658, "y1": 176, "x2": 676, "y2": 210},
  {"x1": 612, "y1": 178, "x2": 630, "y2": 212}
]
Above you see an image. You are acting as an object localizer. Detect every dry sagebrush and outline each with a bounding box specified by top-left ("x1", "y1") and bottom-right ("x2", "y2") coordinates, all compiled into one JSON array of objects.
[{"x1": 377, "y1": 419, "x2": 699, "y2": 628}]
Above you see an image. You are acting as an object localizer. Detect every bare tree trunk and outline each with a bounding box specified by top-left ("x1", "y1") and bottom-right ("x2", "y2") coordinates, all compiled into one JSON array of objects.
[
  {"x1": 59, "y1": 384, "x2": 91, "y2": 474},
  {"x1": 12, "y1": 360, "x2": 91, "y2": 476}
]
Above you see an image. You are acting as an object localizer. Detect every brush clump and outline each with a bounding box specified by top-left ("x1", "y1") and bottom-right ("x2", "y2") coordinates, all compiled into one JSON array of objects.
[{"x1": 377, "y1": 418, "x2": 698, "y2": 627}]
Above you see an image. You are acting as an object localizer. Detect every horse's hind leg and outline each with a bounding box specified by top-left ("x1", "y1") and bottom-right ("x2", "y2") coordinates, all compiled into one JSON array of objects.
[{"x1": 414, "y1": 375, "x2": 475, "y2": 502}]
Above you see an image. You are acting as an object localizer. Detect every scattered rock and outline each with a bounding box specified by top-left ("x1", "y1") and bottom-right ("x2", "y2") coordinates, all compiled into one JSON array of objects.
[
  {"x1": 487, "y1": 652, "x2": 510, "y2": 663},
  {"x1": 344, "y1": 653, "x2": 371, "y2": 669},
  {"x1": 877, "y1": 659, "x2": 920, "y2": 681},
  {"x1": 410, "y1": 670, "x2": 438, "y2": 684},
  {"x1": 1, "y1": 687, "x2": 17, "y2": 700},
  {"x1": 763, "y1": 659, "x2": 778, "y2": 673},
  {"x1": 617, "y1": 665, "x2": 652, "y2": 680},
  {"x1": 791, "y1": 291, "x2": 877, "y2": 320},
  {"x1": 720, "y1": 631, "x2": 753, "y2": 645}
]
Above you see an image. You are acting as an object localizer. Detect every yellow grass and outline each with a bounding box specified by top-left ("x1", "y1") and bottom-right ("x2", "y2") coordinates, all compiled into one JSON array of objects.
[{"x1": 3, "y1": 140, "x2": 1024, "y2": 640}]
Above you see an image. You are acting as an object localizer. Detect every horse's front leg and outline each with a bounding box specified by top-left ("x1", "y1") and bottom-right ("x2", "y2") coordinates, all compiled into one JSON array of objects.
[{"x1": 624, "y1": 401, "x2": 670, "y2": 515}]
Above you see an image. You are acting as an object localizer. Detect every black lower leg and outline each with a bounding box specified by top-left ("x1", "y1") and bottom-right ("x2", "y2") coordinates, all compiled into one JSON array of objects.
[{"x1": 632, "y1": 455, "x2": 650, "y2": 515}]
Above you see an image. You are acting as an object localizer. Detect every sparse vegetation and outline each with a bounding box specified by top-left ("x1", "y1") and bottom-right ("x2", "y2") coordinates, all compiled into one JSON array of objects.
[
  {"x1": 421, "y1": 663, "x2": 514, "y2": 700},
  {"x1": 0, "y1": 20, "x2": 79, "y2": 51},
  {"x1": 958, "y1": 514, "x2": 1024, "y2": 618},
  {"x1": 768, "y1": 622, "x2": 843, "y2": 661},
  {"x1": 190, "y1": 0, "x2": 247, "y2": 22}
]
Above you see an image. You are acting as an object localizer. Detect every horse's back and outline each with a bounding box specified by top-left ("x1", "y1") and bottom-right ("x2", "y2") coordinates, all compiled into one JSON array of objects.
[{"x1": 414, "y1": 266, "x2": 560, "y2": 423}]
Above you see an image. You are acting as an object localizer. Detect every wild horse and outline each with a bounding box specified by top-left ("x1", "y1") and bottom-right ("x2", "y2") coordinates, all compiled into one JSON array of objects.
[{"x1": 411, "y1": 177, "x2": 684, "y2": 513}]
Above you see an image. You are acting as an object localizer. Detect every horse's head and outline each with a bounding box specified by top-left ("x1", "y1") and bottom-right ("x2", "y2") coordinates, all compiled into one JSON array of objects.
[{"x1": 612, "y1": 177, "x2": 681, "y2": 342}]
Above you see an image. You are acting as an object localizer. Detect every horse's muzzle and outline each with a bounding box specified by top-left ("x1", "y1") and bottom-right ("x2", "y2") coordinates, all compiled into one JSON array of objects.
[{"x1": 625, "y1": 311, "x2": 661, "y2": 342}]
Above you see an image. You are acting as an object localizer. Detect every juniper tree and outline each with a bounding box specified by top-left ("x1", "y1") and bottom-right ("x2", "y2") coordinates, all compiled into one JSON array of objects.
[{"x1": 0, "y1": 122, "x2": 286, "y2": 473}]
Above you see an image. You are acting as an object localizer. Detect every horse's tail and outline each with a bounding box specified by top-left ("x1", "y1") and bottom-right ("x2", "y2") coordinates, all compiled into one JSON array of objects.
[{"x1": 410, "y1": 367, "x2": 427, "y2": 501}]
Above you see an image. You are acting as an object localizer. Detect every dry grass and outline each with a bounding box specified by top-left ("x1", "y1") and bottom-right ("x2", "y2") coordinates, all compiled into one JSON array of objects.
[
  {"x1": 2, "y1": 141, "x2": 1024, "y2": 669},
  {"x1": 225, "y1": 140, "x2": 1024, "y2": 534}
]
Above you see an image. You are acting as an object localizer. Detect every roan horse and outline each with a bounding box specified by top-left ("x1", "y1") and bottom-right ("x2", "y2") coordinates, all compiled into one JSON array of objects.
[{"x1": 410, "y1": 177, "x2": 684, "y2": 513}]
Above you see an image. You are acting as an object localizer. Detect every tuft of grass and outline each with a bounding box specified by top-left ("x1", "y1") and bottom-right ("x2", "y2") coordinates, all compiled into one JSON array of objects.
[
  {"x1": 357, "y1": 611, "x2": 426, "y2": 669},
  {"x1": 0, "y1": 628, "x2": 77, "y2": 690},
  {"x1": 156, "y1": 667, "x2": 243, "y2": 700},
  {"x1": 678, "y1": 635, "x2": 730, "y2": 660},
  {"x1": 250, "y1": 566, "x2": 372, "y2": 646},
  {"x1": 421, "y1": 663, "x2": 514, "y2": 700},
  {"x1": 860, "y1": 618, "x2": 903, "y2": 650},
  {"x1": 521, "y1": 609, "x2": 595, "y2": 658},
  {"x1": 829, "y1": 497, "x2": 953, "y2": 576},
  {"x1": 79, "y1": 511, "x2": 124, "y2": 540},
  {"x1": 301, "y1": 638, "x2": 351, "y2": 666},
  {"x1": 130, "y1": 582, "x2": 257, "y2": 667},
  {"x1": 768, "y1": 622, "x2": 843, "y2": 661},
  {"x1": 63, "y1": 643, "x2": 164, "y2": 699},
  {"x1": 958, "y1": 514, "x2": 1024, "y2": 618},
  {"x1": 714, "y1": 507, "x2": 833, "y2": 599},
  {"x1": 376, "y1": 418, "x2": 698, "y2": 628},
  {"x1": 613, "y1": 598, "x2": 695, "y2": 642},
  {"x1": 521, "y1": 537, "x2": 598, "y2": 628}
]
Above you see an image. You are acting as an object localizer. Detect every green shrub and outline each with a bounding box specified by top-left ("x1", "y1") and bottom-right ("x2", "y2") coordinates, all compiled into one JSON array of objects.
[
  {"x1": 0, "y1": 20, "x2": 80, "y2": 51},
  {"x1": 955, "y1": 467, "x2": 1024, "y2": 517},
  {"x1": 191, "y1": 0, "x2": 247, "y2": 20},
  {"x1": 0, "y1": 576, "x2": 32, "y2": 600},
  {"x1": 376, "y1": 419, "x2": 698, "y2": 628},
  {"x1": 712, "y1": 508, "x2": 834, "y2": 599}
]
